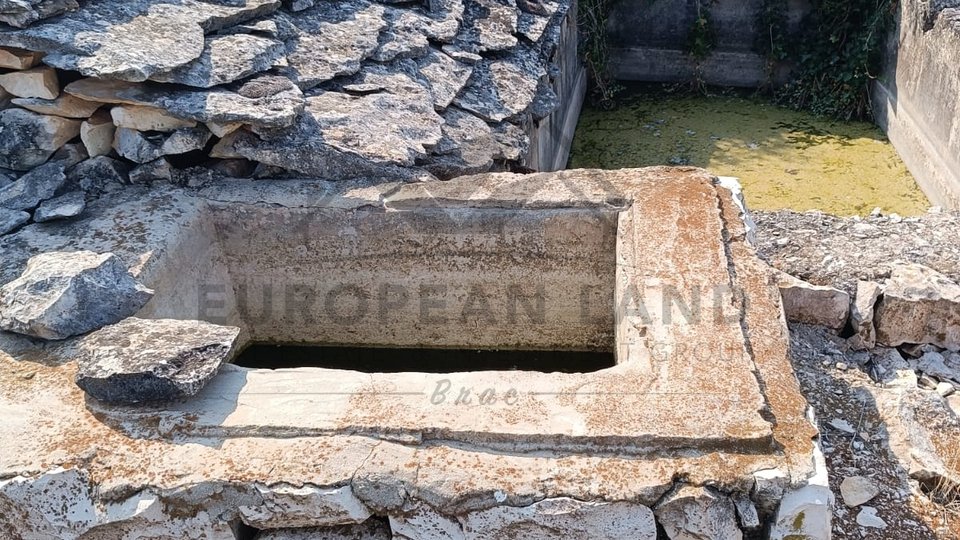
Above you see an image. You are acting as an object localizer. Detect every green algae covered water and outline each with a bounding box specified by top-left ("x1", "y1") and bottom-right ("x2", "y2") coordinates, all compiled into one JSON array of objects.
[{"x1": 568, "y1": 87, "x2": 930, "y2": 216}]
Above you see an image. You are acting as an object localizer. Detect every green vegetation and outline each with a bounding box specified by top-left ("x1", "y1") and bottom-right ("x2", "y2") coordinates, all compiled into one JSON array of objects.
[
  {"x1": 757, "y1": 0, "x2": 897, "y2": 120},
  {"x1": 577, "y1": 0, "x2": 622, "y2": 107}
]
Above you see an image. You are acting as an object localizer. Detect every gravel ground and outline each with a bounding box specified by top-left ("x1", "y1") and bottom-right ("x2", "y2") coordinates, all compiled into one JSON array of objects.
[
  {"x1": 758, "y1": 209, "x2": 960, "y2": 538},
  {"x1": 789, "y1": 324, "x2": 960, "y2": 539},
  {"x1": 753, "y1": 209, "x2": 960, "y2": 294}
]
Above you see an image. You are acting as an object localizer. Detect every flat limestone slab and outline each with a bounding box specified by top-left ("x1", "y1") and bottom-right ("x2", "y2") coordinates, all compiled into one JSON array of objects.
[{"x1": 0, "y1": 168, "x2": 817, "y2": 537}]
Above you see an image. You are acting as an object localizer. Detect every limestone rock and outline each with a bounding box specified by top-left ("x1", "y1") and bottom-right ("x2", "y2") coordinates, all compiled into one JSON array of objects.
[
  {"x1": 274, "y1": 1, "x2": 387, "y2": 90},
  {"x1": 11, "y1": 93, "x2": 102, "y2": 119},
  {"x1": 848, "y1": 280, "x2": 882, "y2": 350},
  {"x1": 457, "y1": 0, "x2": 519, "y2": 52},
  {"x1": 731, "y1": 494, "x2": 760, "y2": 530},
  {"x1": 33, "y1": 190, "x2": 84, "y2": 222},
  {"x1": 856, "y1": 507, "x2": 887, "y2": 529},
  {"x1": 214, "y1": 67, "x2": 442, "y2": 179},
  {"x1": 254, "y1": 520, "x2": 392, "y2": 540},
  {"x1": 777, "y1": 272, "x2": 850, "y2": 330},
  {"x1": 65, "y1": 77, "x2": 304, "y2": 131},
  {"x1": 150, "y1": 33, "x2": 287, "y2": 88},
  {"x1": 839, "y1": 476, "x2": 879, "y2": 507},
  {"x1": 0, "y1": 161, "x2": 65, "y2": 211},
  {"x1": 206, "y1": 121, "x2": 243, "y2": 138},
  {"x1": 423, "y1": 107, "x2": 526, "y2": 179},
  {"x1": 372, "y1": 3, "x2": 459, "y2": 62},
  {"x1": 654, "y1": 486, "x2": 742, "y2": 540},
  {"x1": 0, "y1": 108, "x2": 81, "y2": 170},
  {"x1": 454, "y1": 44, "x2": 545, "y2": 122},
  {"x1": 416, "y1": 49, "x2": 473, "y2": 110},
  {"x1": 461, "y1": 497, "x2": 657, "y2": 539},
  {"x1": 0, "y1": 46, "x2": 43, "y2": 69},
  {"x1": 113, "y1": 127, "x2": 164, "y2": 164},
  {"x1": 49, "y1": 141, "x2": 87, "y2": 168},
  {"x1": 74, "y1": 317, "x2": 239, "y2": 403},
  {"x1": 161, "y1": 126, "x2": 212, "y2": 155},
  {"x1": 239, "y1": 484, "x2": 372, "y2": 529},
  {"x1": 518, "y1": 2, "x2": 560, "y2": 42},
  {"x1": 877, "y1": 388, "x2": 960, "y2": 493},
  {"x1": 0, "y1": 0, "x2": 77, "y2": 27},
  {"x1": 0, "y1": 0, "x2": 281, "y2": 81},
  {"x1": 0, "y1": 66, "x2": 58, "y2": 99},
  {"x1": 875, "y1": 263, "x2": 960, "y2": 350},
  {"x1": 936, "y1": 381, "x2": 955, "y2": 397},
  {"x1": 69, "y1": 156, "x2": 129, "y2": 196},
  {"x1": 111, "y1": 105, "x2": 197, "y2": 132},
  {"x1": 80, "y1": 110, "x2": 116, "y2": 158},
  {"x1": 0, "y1": 251, "x2": 153, "y2": 340},
  {"x1": 918, "y1": 351, "x2": 959, "y2": 384},
  {"x1": 129, "y1": 158, "x2": 174, "y2": 184},
  {"x1": 0, "y1": 207, "x2": 30, "y2": 235}
]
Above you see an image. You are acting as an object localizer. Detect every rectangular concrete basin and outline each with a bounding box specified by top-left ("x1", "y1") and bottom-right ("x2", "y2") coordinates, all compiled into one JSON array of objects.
[{"x1": 114, "y1": 168, "x2": 776, "y2": 456}]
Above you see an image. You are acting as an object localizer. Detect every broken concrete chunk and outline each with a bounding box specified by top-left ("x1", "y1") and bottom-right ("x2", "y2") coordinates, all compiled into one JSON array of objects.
[
  {"x1": 80, "y1": 110, "x2": 115, "y2": 158},
  {"x1": 0, "y1": 66, "x2": 58, "y2": 99},
  {"x1": 0, "y1": 0, "x2": 281, "y2": 80},
  {"x1": 856, "y1": 507, "x2": 887, "y2": 529},
  {"x1": 839, "y1": 476, "x2": 879, "y2": 507},
  {"x1": 875, "y1": 263, "x2": 960, "y2": 350},
  {"x1": 74, "y1": 317, "x2": 239, "y2": 403},
  {"x1": 0, "y1": 251, "x2": 153, "y2": 340},
  {"x1": 274, "y1": 0, "x2": 387, "y2": 89},
  {"x1": 149, "y1": 32, "x2": 287, "y2": 88},
  {"x1": 777, "y1": 272, "x2": 850, "y2": 330},
  {"x1": 69, "y1": 156, "x2": 129, "y2": 196},
  {"x1": 65, "y1": 77, "x2": 304, "y2": 131},
  {"x1": 848, "y1": 280, "x2": 883, "y2": 350},
  {"x1": 0, "y1": 208, "x2": 30, "y2": 236},
  {"x1": 390, "y1": 503, "x2": 463, "y2": 540},
  {"x1": 0, "y1": 161, "x2": 66, "y2": 211},
  {"x1": 0, "y1": 108, "x2": 82, "y2": 171},
  {"x1": 0, "y1": 46, "x2": 43, "y2": 69},
  {"x1": 33, "y1": 190, "x2": 85, "y2": 222},
  {"x1": 111, "y1": 105, "x2": 197, "y2": 133},
  {"x1": 239, "y1": 484, "x2": 373, "y2": 529},
  {"x1": 461, "y1": 497, "x2": 657, "y2": 539},
  {"x1": 653, "y1": 486, "x2": 742, "y2": 540}
]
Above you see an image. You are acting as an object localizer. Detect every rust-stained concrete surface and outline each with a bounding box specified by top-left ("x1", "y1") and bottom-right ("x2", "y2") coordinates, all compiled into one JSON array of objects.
[{"x1": 0, "y1": 168, "x2": 825, "y2": 538}]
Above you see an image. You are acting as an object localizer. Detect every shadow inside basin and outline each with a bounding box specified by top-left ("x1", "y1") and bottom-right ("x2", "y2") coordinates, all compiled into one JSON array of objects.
[{"x1": 234, "y1": 344, "x2": 616, "y2": 374}]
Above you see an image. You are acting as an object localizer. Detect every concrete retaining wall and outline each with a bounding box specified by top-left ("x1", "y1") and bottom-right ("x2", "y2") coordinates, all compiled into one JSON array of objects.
[
  {"x1": 607, "y1": 0, "x2": 809, "y2": 86},
  {"x1": 872, "y1": 0, "x2": 960, "y2": 209}
]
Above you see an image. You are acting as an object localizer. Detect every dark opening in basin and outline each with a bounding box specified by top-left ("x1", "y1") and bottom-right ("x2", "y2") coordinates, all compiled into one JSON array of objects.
[{"x1": 234, "y1": 344, "x2": 616, "y2": 373}]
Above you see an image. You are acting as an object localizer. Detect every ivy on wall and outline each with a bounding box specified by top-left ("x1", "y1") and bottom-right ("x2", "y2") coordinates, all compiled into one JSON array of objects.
[
  {"x1": 758, "y1": 0, "x2": 897, "y2": 120},
  {"x1": 578, "y1": 0, "x2": 622, "y2": 107}
]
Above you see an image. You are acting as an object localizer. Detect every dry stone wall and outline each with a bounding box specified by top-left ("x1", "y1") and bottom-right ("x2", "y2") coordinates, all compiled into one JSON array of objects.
[{"x1": 0, "y1": 0, "x2": 575, "y2": 236}]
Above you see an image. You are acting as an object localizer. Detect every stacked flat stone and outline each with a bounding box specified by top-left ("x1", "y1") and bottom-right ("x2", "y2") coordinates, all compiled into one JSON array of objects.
[{"x1": 0, "y1": 0, "x2": 567, "y2": 234}]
